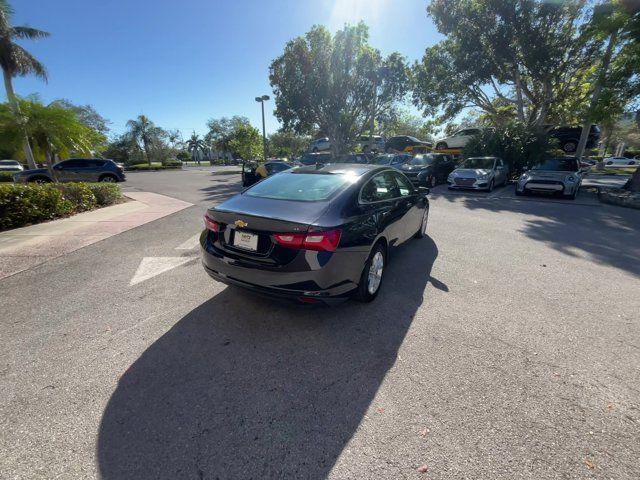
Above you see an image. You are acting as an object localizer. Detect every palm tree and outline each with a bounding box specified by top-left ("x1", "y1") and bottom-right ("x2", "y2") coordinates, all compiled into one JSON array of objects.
[
  {"x1": 0, "y1": 1, "x2": 49, "y2": 169},
  {"x1": 126, "y1": 115, "x2": 163, "y2": 166},
  {"x1": 0, "y1": 97, "x2": 101, "y2": 179},
  {"x1": 185, "y1": 131, "x2": 206, "y2": 164}
]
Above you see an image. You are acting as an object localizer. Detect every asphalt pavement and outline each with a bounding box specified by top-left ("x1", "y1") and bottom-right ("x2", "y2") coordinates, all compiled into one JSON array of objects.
[{"x1": 1, "y1": 169, "x2": 639, "y2": 479}]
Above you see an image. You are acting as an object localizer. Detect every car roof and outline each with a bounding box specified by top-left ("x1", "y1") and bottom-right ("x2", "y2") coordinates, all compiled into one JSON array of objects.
[{"x1": 294, "y1": 163, "x2": 386, "y2": 177}]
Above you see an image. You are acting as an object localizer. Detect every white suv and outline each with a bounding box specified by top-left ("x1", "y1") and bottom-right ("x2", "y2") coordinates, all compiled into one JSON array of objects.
[
  {"x1": 434, "y1": 128, "x2": 484, "y2": 150},
  {"x1": 357, "y1": 135, "x2": 385, "y2": 152},
  {"x1": 309, "y1": 137, "x2": 331, "y2": 152}
]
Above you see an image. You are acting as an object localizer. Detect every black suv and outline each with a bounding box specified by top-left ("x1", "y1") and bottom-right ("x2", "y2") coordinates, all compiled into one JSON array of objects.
[
  {"x1": 13, "y1": 158, "x2": 126, "y2": 183},
  {"x1": 398, "y1": 153, "x2": 457, "y2": 187},
  {"x1": 546, "y1": 125, "x2": 600, "y2": 153},
  {"x1": 385, "y1": 136, "x2": 432, "y2": 153}
]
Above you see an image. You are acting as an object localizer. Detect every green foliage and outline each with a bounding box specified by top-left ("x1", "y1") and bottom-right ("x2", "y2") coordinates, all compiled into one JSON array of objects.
[
  {"x1": 0, "y1": 184, "x2": 73, "y2": 229},
  {"x1": 54, "y1": 183, "x2": 96, "y2": 211},
  {"x1": 87, "y1": 183, "x2": 121, "y2": 206},
  {"x1": 0, "y1": 96, "x2": 106, "y2": 161},
  {"x1": 185, "y1": 131, "x2": 206, "y2": 162},
  {"x1": 462, "y1": 123, "x2": 557, "y2": 175},
  {"x1": 228, "y1": 123, "x2": 263, "y2": 160},
  {"x1": 269, "y1": 22, "x2": 409, "y2": 153},
  {"x1": 0, "y1": 182, "x2": 122, "y2": 230},
  {"x1": 379, "y1": 108, "x2": 436, "y2": 141},
  {"x1": 413, "y1": 0, "x2": 598, "y2": 126},
  {"x1": 176, "y1": 150, "x2": 190, "y2": 162},
  {"x1": 267, "y1": 130, "x2": 310, "y2": 158},
  {"x1": 205, "y1": 116, "x2": 252, "y2": 158},
  {"x1": 127, "y1": 162, "x2": 181, "y2": 170},
  {"x1": 125, "y1": 115, "x2": 166, "y2": 166}
]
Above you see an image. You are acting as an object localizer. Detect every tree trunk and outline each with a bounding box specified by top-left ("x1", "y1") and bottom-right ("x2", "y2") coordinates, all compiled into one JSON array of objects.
[
  {"x1": 575, "y1": 30, "x2": 618, "y2": 160},
  {"x1": 45, "y1": 149, "x2": 57, "y2": 182},
  {"x1": 3, "y1": 69, "x2": 37, "y2": 169},
  {"x1": 513, "y1": 68, "x2": 526, "y2": 123}
]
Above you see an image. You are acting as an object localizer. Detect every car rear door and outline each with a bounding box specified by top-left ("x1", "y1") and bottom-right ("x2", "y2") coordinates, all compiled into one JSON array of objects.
[
  {"x1": 53, "y1": 160, "x2": 82, "y2": 182},
  {"x1": 390, "y1": 171, "x2": 422, "y2": 243}
]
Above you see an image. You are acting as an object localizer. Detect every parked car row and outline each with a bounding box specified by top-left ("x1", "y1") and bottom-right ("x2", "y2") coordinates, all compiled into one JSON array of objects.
[
  {"x1": 308, "y1": 135, "x2": 432, "y2": 154},
  {"x1": 11, "y1": 158, "x2": 126, "y2": 183}
]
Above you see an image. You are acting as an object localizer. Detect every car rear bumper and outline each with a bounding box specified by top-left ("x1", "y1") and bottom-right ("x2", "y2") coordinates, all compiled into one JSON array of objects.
[{"x1": 200, "y1": 232, "x2": 366, "y2": 304}]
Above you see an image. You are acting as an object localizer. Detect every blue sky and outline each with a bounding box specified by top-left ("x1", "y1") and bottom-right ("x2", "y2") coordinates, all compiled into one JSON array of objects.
[{"x1": 10, "y1": 0, "x2": 442, "y2": 139}]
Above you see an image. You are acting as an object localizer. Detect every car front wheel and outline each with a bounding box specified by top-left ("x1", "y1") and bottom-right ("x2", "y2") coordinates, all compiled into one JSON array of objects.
[
  {"x1": 415, "y1": 208, "x2": 429, "y2": 239},
  {"x1": 435, "y1": 142, "x2": 447, "y2": 150},
  {"x1": 99, "y1": 174, "x2": 117, "y2": 182},
  {"x1": 355, "y1": 242, "x2": 386, "y2": 302}
]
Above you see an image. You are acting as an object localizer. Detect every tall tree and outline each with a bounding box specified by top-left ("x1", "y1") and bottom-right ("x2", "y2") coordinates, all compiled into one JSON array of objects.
[
  {"x1": 0, "y1": 97, "x2": 105, "y2": 178},
  {"x1": 228, "y1": 124, "x2": 263, "y2": 161},
  {"x1": 269, "y1": 23, "x2": 409, "y2": 154},
  {"x1": 51, "y1": 99, "x2": 110, "y2": 135},
  {"x1": 125, "y1": 115, "x2": 164, "y2": 166},
  {"x1": 185, "y1": 131, "x2": 206, "y2": 164},
  {"x1": 205, "y1": 115, "x2": 251, "y2": 157},
  {"x1": 0, "y1": 0, "x2": 49, "y2": 168},
  {"x1": 267, "y1": 130, "x2": 310, "y2": 158},
  {"x1": 413, "y1": 0, "x2": 597, "y2": 127}
]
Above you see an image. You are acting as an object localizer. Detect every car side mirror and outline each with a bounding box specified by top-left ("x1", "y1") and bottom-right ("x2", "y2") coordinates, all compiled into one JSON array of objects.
[{"x1": 418, "y1": 186, "x2": 430, "y2": 195}]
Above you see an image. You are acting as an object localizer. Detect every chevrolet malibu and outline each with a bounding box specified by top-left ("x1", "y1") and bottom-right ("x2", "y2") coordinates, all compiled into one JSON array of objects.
[
  {"x1": 447, "y1": 156, "x2": 509, "y2": 191},
  {"x1": 200, "y1": 164, "x2": 430, "y2": 304},
  {"x1": 516, "y1": 157, "x2": 583, "y2": 199}
]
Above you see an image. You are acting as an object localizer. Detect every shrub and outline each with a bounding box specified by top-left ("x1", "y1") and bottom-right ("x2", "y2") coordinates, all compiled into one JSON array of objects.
[
  {"x1": 87, "y1": 183, "x2": 122, "y2": 205},
  {"x1": 0, "y1": 184, "x2": 74, "y2": 230},
  {"x1": 55, "y1": 183, "x2": 97, "y2": 211},
  {"x1": 462, "y1": 123, "x2": 557, "y2": 176}
]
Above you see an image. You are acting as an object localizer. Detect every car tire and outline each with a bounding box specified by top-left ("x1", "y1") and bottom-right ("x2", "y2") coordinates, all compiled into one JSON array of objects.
[
  {"x1": 435, "y1": 142, "x2": 447, "y2": 150},
  {"x1": 606, "y1": 161, "x2": 613, "y2": 165},
  {"x1": 414, "y1": 207, "x2": 429, "y2": 239},
  {"x1": 28, "y1": 176, "x2": 51, "y2": 184},
  {"x1": 629, "y1": 161, "x2": 636, "y2": 166},
  {"x1": 487, "y1": 179, "x2": 494, "y2": 192},
  {"x1": 562, "y1": 140, "x2": 578, "y2": 153},
  {"x1": 312, "y1": 147, "x2": 318, "y2": 153},
  {"x1": 99, "y1": 174, "x2": 118, "y2": 183},
  {"x1": 355, "y1": 242, "x2": 386, "y2": 303}
]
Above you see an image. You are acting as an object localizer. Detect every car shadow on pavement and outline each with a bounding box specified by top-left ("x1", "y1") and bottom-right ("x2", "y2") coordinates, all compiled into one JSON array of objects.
[
  {"x1": 200, "y1": 181, "x2": 242, "y2": 204},
  {"x1": 97, "y1": 236, "x2": 443, "y2": 479},
  {"x1": 462, "y1": 196, "x2": 640, "y2": 278}
]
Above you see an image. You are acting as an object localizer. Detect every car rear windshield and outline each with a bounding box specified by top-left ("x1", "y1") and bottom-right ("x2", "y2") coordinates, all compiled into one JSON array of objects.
[
  {"x1": 533, "y1": 158, "x2": 579, "y2": 171},
  {"x1": 408, "y1": 155, "x2": 433, "y2": 166},
  {"x1": 463, "y1": 158, "x2": 495, "y2": 169},
  {"x1": 245, "y1": 172, "x2": 351, "y2": 201}
]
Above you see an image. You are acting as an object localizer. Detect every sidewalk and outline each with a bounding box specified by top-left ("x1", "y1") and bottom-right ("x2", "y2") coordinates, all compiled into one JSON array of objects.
[{"x1": 0, "y1": 192, "x2": 193, "y2": 280}]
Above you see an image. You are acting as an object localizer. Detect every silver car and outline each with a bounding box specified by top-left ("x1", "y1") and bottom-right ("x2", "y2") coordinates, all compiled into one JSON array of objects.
[
  {"x1": 516, "y1": 157, "x2": 583, "y2": 199},
  {"x1": 309, "y1": 137, "x2": 331, "y2": 152},
  {"x1": 0, "y1": 159, "x2": 23, "y2": 172},
  {"x1": 447, "y1": 156, "x2": 509, "y2": 192}
]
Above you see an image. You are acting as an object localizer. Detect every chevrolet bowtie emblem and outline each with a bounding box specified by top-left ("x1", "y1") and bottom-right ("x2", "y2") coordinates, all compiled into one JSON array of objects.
[{"x1": 234, "y1": 220, "x2": 248, "y2": 228}]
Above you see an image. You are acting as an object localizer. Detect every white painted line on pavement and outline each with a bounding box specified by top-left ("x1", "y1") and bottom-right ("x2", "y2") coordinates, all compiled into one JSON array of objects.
[
  {"x1": 130, "y1": 256, "x2": 197, "y2": 285},
  {"x1": 175, "y1": 233, "x2": 201, "y2": 250}
]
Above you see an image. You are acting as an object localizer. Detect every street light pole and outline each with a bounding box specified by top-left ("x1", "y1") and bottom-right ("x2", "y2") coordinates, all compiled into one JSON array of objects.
[{"x1": 255, "y1": 95, "x2": 270, "y2": 162}]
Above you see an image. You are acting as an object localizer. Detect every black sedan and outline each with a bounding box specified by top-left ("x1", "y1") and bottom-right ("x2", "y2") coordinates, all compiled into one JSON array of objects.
[
  {"x1": 201, "y1": 164, "x2": 430, "y2": 304},
  {"x1": 399, "y1": 153, "x2": 457, "y2": 187}
]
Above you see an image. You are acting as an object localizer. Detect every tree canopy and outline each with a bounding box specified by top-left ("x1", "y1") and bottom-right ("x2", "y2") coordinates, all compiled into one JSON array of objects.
[{"x1": 269, "y1": 22, "x2": 409, "y2": 153}]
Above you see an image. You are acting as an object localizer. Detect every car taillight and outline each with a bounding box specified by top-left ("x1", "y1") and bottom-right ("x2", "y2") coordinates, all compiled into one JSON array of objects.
[
  {"x1": 273, "y1": 229, "x2": 341, "y2": 252},
  {"x1": 203, "y1": 214, "x2": 223, "y2": 232}
]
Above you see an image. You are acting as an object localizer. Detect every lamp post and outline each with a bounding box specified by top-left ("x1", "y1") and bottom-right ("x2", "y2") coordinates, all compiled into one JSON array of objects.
[{"x1": 255, "y1": 95, "x2": 269, "y2": 162}]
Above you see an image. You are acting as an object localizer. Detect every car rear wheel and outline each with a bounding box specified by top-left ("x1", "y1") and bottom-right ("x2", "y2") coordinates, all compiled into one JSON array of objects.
[
  {"x1": 562, "y1": 140, "x2": 578, "y2": 152},
  {"x1": 435, "y1": 142, "x2": 447, "y2": 150},
  {"x1": 312, "y1": 147, "x2": 319, "y2": 153},
  {"x1": 29, "y1": 176, "x2": 51, "y2": 184},
  {"x1": 355, "y1": 243, "x2": 386, "y2": 302},
  {"x1": 99, "y1": 174, "x2": 117, "y2": 182},
  {"x1": 414, "y1": 208, "x2": 429, "y2": 239}
]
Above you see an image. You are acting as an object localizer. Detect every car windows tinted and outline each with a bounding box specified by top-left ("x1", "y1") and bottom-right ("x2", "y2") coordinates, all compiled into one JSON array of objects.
[
  {"x1": 246, "y1": 172, "x2": 349, "y2": 202},
  {"x1": 534, "y1": 158, "x2": 579, "y2": 171},
  {"x1": 360, "y1": 172, "x2": 398, "y2": 203},
  {"x1": 391, "y1": 172, "x2": 414, "y2": 196}
]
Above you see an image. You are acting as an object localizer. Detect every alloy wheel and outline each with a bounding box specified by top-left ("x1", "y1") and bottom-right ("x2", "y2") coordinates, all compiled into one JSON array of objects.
[{"x1": 367, "y1": 251, "x2": 384, "y2": 295}]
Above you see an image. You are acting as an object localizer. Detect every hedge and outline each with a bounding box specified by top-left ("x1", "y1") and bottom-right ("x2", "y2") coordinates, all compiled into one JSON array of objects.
[
  {"x1": 126, "y1": 161, "x2": 182, "y2": 171},
  {"x1": 0, "y1": 182, "x2": 122, "y2": 230}
]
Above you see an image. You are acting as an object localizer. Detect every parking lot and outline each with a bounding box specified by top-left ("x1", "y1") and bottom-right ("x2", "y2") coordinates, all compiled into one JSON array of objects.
[{"x1": 2, "y1": 168, "x2": 639, "y2": 479}]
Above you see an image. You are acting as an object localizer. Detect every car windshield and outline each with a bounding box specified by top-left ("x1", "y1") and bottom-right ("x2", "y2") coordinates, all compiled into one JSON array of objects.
[
  {"x1": 533, "y1": 158, "x2": 579, "y2": 171},
  {"x1": 245, "y1": 172, "x2": 351, "y2": 201},
  {"x1": 407, "y1": 155, "x2": 433, "y2": 166},
  {"x1": 372, "y1": 155, "x2": 393, "y2": 165},
  {"x1": 463, "y1": 158, "x2": 495, "y2": 169}
]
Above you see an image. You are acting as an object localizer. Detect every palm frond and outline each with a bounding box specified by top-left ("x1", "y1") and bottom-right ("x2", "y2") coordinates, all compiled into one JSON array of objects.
[
  {"x1": 11, "y1": 26, "x2": 50, "y2": 40},
  {"x1": 9, "y1": 44, "x2": 48, "y2": 80}
]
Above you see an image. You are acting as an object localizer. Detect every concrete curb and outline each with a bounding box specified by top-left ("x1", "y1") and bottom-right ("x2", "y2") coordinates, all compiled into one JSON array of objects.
[{"x1": 0, "y1": 192, "x2": 193, "y2": 280}]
